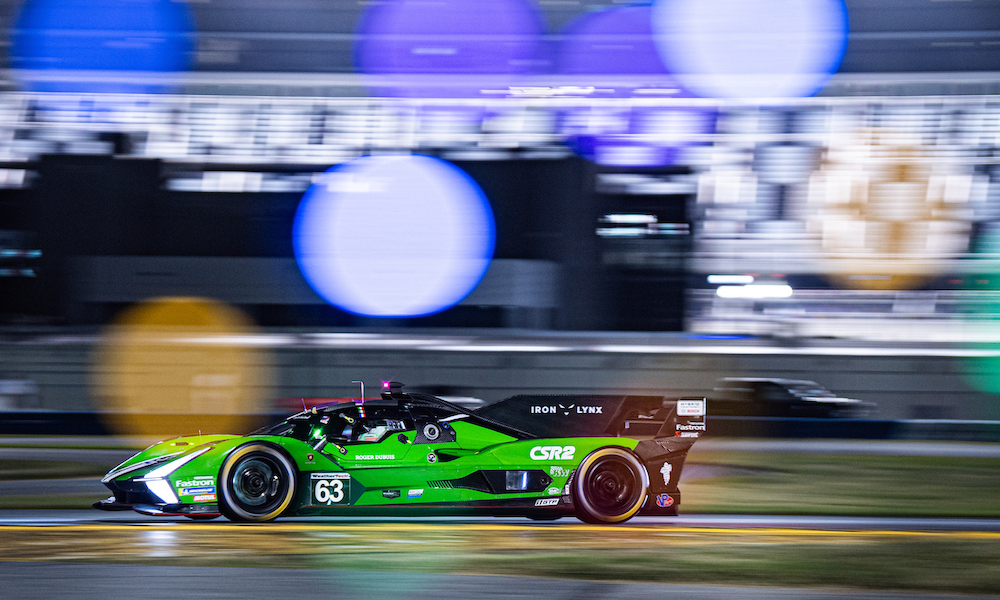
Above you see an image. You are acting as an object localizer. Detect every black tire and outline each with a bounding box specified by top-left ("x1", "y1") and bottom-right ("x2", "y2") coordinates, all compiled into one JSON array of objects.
[
  {"x1": 218, "y1": 443, "x2": 297, "y2": 522},
  {"x1": 572, "y1": 447, "x2": 647, "y2": 524}
]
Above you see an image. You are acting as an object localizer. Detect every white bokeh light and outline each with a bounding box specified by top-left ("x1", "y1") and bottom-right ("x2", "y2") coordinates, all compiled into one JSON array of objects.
[
  {"x1": 651, "y1": 0, "x2": 848, "y2": 99},
  {"x1": 293, "y1": 155, "x2": 495, "y2": 317}
]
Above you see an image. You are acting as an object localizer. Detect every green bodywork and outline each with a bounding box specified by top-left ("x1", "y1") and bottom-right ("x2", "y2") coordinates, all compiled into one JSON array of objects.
[
  {"x1": 105, "y1": 413, "x2": 640, "y2": 513},
  {"x1": 100, "y1": 388, "x2": 706, "y2": 521}
]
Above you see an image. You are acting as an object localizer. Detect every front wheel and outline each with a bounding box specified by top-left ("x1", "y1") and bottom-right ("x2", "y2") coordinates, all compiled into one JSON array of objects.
[
  {"x1": 572, "y1": 447, "x2": 647, "y2": 524},
  {"x1": 218, "y1": 443, "x2": 297, "y2": 522}
]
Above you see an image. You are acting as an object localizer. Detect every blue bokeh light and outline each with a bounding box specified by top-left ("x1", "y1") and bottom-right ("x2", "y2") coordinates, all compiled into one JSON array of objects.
[
  {"x1": 11, "y1": 0, "x2": 194, "y2": 93},
  {"x1": 651, "y1": 0, "x2": 848, "y2": 99},
  {"x1": 293, "y1": 155, "x2": 496, "y2": 318}
]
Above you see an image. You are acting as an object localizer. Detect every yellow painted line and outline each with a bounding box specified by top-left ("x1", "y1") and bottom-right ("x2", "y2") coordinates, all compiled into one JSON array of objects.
[{"x1": 2, "y1": 523, "x2": 999, "y2": 540}]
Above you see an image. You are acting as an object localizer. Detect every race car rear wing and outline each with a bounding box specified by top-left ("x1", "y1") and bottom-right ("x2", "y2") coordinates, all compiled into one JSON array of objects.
[{"x1": 473, "y1": 394, "x2": 706, "y2": 440}]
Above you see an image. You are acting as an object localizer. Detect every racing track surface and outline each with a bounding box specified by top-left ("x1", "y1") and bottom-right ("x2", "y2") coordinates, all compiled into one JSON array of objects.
[
  {"x1": 3, "y1": 562, "x2": 999, "y2": 600},
  {"x1": 2, "y1": 511, "x2": 1000, "y2": 600}
]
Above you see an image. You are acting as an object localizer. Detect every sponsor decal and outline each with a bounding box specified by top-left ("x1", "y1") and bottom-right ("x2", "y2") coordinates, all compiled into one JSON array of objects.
[
  {"x1": 546, "y1": 486, "x2": 562, "y2": 496},
  {"x1": 353, "y1": 454, "x2": 396, "y2": 460},
  {"x1": 311, "y1": 472, "x2": 351, "y2": 479},
  {"x1": 358, "y1": 431, "x2": 381, "y2": 442},
  {"x1": 407, "y1": 489, "x2": 423, "y2": 499},
  {"x1": 311, "y1": 472, "x2": 350, "y2": 505},
  {"x1": 549, "y1": 466, "x2": 571, "y2": 478},
  {"x1": 676, "y1": 431, "x2": 699, "y2": 438},
  {"x1": 535, "y1": 498, "x2": 559, "y2": 507},
  {"x1": 655, "y1": 494, "x2": 675, "y2": 508},
  {"x1": 426, "y1": 453, "x2": 438, "y2": 463},
  {"x1": 660, "y1": 462, "x2": 673, "y2": 486},
  {"x1": 677, "y1": 399, "x2": 706, "y2": 417},
  {"x1": 192, "y1": 494, "x2": 217, "y2": 502},
  {"x1": 320, "y1": 416, "x2": 330, "y2": 424},
  {"x1": 179, "y1": 486, "x2": 216, "y2": 496},
  {"x1": 676, "y1": 423, "x2": 706, "y2": 431},
  {"x1": 530, "y1": 445, "x2": 576, "y2": 461},
  {"x1": 382, "y1": 490, "x2": 401, "y2": 499},
  {"x1": 530, "y1": 404, "x2": 604, "y2": 416},
  {"x1": 175, "y1": 476, "x2": 215, "y2": 488}
]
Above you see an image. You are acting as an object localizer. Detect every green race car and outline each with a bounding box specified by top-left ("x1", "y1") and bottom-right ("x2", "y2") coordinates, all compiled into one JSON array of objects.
[{"x1": 95, "y1": 381, "x2": 705, "y2": 524}]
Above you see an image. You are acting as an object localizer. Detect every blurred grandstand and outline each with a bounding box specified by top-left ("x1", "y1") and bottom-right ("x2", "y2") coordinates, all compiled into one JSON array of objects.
[
  {"x1": 2, "y1": 0, "x2": 1000, "y2": 427},
  {"x1": 1, "y1": 0, "x2": 1000, "y2": 337}
]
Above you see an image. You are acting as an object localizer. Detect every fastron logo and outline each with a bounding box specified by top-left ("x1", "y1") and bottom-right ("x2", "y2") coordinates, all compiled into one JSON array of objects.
[
  {"x1": 175, "y1": 477, "x2": 215, "y2": 488},
  {"x1": 530, "y1": 404, "x2": 603, "y2": 416},
  {"x1": 530, "y1": 445, "x2": 576, "y2": 461},
  {"x1": 676, "y1": 423, "x2": 706, "y2": 431}
]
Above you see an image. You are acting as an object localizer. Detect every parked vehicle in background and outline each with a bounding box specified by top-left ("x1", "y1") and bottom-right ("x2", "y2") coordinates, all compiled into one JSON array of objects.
[{"x1": 710, "y1": 377, "x2": 876, "y2": 418}]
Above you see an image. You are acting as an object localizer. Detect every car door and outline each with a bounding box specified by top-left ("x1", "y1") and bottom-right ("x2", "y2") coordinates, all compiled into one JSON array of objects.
[{"x1": 315, "y1": 403, "x2": 461, "y2": 505}]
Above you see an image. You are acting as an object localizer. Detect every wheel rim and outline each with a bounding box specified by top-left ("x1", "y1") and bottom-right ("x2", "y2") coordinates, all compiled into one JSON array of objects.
[
  {"x1": 582, "y1": 455, "x2": 642, "y2": 516},
  {"x1": 231, "y1": 456, "x2": 284, "y2": 512}
]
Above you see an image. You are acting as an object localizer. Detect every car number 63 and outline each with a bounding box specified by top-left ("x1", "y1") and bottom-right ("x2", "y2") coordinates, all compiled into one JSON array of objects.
[{"x1": 311, "y1": 473, "x2": 350, "y2": 505}]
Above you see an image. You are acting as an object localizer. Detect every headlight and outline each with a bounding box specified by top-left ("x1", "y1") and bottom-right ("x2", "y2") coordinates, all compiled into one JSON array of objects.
[
  {"x1": 134, "y1": 447, "x2": 212, "y2": 504},
  {"x1": 101, "y1": 452, "x2": 183, "y2": 483}
]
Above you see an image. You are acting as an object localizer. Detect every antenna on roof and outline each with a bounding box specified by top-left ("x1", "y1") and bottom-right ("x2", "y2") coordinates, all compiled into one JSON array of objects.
[
  {"x1": 301, "y1": 397, "x2": 306, "y2": 411},
  {"x1": 352, "y1": 380, "x2": 365, "y2": 401}
]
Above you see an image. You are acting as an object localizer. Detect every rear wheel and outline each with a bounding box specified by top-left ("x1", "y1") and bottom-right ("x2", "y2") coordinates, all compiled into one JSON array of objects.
[
  {"x1": 218, "y1": 443, "x2": 297, "y2": 522},
  {"x1": 572, "y1": 447, "x2": 647, "y2": 524}
]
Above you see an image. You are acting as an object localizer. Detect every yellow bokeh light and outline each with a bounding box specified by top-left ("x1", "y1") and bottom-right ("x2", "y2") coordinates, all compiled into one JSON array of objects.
[
  {"x1": 808, "y1": 128, "x2": 975, "y2": 290},
  {"x1": 93, "y1": 297, "x2": 271, "y2": 437}
]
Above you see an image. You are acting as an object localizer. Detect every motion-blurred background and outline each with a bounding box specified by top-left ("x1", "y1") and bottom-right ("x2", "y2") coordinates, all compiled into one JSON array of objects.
[{"x1": 2, "y1": 0, "x2": 1000, "y2": 437}]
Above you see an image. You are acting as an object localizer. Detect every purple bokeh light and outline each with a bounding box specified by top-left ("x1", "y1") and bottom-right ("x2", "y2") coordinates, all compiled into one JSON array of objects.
[
  {"x1": 354, "y1": 0, "x2": 546, "y2": 98},
  {"x1": 556, "y1": 5, "x2": 684, "y2": 98},
  {"x1": 560, "y1": 105, "x2": 715, "y2": 167},
  {"x1": 555, "y1": 6, "x2": 714, "y2": 167}
]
